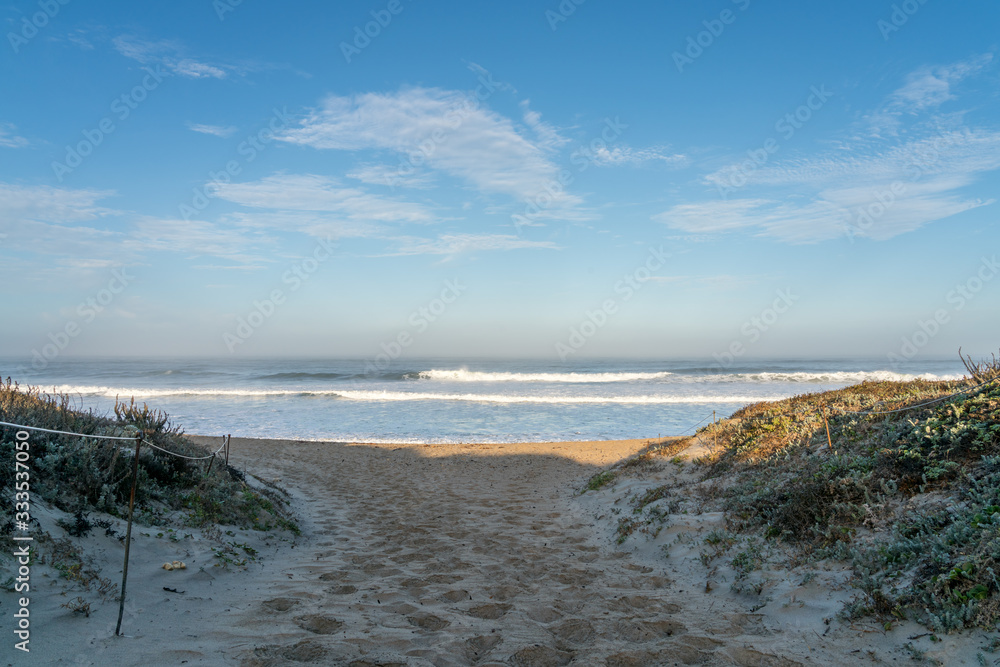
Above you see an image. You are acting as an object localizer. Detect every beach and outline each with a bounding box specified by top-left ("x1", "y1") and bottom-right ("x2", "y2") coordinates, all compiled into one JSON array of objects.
[{"x1": 15, "y1": 433, "x2": 979, "y2": 665}]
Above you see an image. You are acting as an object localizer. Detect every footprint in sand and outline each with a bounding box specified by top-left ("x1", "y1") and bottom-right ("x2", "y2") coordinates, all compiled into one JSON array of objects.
[
  {"x1": 464, "y1": 635, "x2": 503, "y2": 662},
  {"x1": 439, "y1": 589, "x2": 471, "y2": 603},
  {"x1": 406, "y1": 612, "x2": 450, "y2": 631},
  {"x1": 261, "y1": 597, "x2": 299, "y2": 612},
  {"x1": 605, "y1": 648, "x2": 711, "y2": 667},
  {"x1": 327, "y1": 584, "x2": 357, "y2": 595},
  {"x1": 466, "y1": 603, "x2": 512, "y2": 620},
  {"x1": 280, "y1": 639, "x2": 328, "y2": 662},
  {"x1": 525, "y1": 606, "x2": 563, "y2": 624},
  {"x1": 548, "y1": 618, "x2": 596, "y2": 645},
  {"x1": 508, "y1": 645, "x2": 574, "y2": 667},
  {"x1": 293, "y1": 614, "x2": 343, "y2": 634},
  {"x1": 614, "y1": 618, "x2": 687, "y2": 642}
]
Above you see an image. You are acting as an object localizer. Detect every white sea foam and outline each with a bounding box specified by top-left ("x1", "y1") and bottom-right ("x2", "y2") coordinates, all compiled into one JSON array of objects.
[
  {"x1": 409, "y1": 369, "x2": 960, "y2": 384},
  {"x1": 45, "y1": 385, "x2": 781, "y2": 404},
  {"x1": 410, "y1": 370, "x2": 675, "y2": 382},
  {"x1": 691, "y1": 371, "x2": 963, "y2": 384},
  {"x1": 332, "y1": 391, "x2": 783, "y2": 404}
]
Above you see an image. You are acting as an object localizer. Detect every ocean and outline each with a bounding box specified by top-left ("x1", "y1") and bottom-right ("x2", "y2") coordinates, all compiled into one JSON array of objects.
[{"x1": 1, "y1": 358, "x2": 965, "y2": 444}]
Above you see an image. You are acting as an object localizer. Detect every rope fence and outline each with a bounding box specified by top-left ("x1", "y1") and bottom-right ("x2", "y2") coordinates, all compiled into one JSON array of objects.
[
  {"x1": 0, "y1": 420, "x2": 138, "y2": 441},
  {"x1": 0, "y1": 420, "x2": 229, "y2": 460},
  {"x1": 0, "y1": 419, "x2": 232, "y2": 636}
]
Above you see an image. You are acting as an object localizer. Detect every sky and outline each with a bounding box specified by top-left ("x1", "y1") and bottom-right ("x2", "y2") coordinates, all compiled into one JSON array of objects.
[{"x1": 1, "y1": 0, "x2": 998, "y2": 366}]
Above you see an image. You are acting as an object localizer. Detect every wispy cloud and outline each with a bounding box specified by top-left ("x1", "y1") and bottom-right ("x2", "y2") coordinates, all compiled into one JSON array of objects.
[
  {"x1": 127, "y1": 217, "x2": 271, "y2": 267},
  {"x1": 520, "y1": 100, "x2": 569, "y2": 151},
  {"x1": 0, "y1": 183, "x2": 123, "y2": 261},
  {"x1": 209, "y1": 173, "x2": 435, "y2": 224},
  {"x1": 0, "y1": 183, "x2": 116, "y2": 224},
  {"x1": 658, "y1": 57, "x2": 1000, "y2": 243},
  {"x1": 278, "y1": 87, "x2": 584, "y2": 218},
  {"x1": 222, "y1": 210, "x2": 382, "y2": 241},
  {"x1": 187, "y1": 123, "x2": 238, "y2": 138},
  {"x1": 0, "y1": 183, "x2": 276, "y2": 268},
  {"x1": 346, "y1": 164, "x2": 436, "y2": 189},
  {"x1": 591, "y1": 144, "x2": 688, "y2": 167},
  {"x1": 0, "y1": 123, "x2": 29, "y2": 148},
  {"x1": 865, "y1": 53, "x2": 994, "y2": 137},
  {"x1": 113, "y1": 35, "x2": 230, "y2": 79},
  {"x1": 389, "y1": 233, "x2": 559, "y2": 256}
]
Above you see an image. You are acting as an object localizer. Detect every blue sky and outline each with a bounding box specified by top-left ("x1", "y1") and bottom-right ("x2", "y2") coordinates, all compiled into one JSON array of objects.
[{"x1": 1, "y1": 0, "x2": 998, "y2": 365}]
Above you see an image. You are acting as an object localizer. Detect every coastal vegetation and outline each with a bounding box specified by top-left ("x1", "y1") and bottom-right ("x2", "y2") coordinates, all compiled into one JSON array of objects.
[
  {"x1": 0, "y1": 378, "x2": 296, "y2": 534},
  {"x1": 593, "y1": 352, "x2": 1000, "y2": 633}
]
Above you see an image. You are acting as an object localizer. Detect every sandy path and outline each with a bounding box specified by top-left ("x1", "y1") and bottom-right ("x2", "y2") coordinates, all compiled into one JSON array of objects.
[{"x1": 212, "y1": 438, "x2": 744, "y2": 666}]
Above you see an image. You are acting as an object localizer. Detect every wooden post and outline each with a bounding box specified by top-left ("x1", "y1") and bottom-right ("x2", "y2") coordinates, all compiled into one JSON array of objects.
[
  {"x1": 116, "y1": 435, "x2": 141, "y2": 636},
  {"x1": 822, "y1": 406, "x2": 833, "y2": 451},
  {"x1": 713, "y1": 411, "x2": 717, "y2": 450},
  {"x1": 225, "y1": 434, "x2": 231, "y2": 467}
]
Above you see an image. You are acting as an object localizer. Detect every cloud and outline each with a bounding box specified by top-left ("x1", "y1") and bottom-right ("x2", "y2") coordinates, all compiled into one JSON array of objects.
[
  {"x1": 520, "y1": 100, "x2": 569, "y2": 151},
  {"x1": 346, "y1": 163, "x2": 436, "y2": 189},
  {"x1": 188, "y1": 123, "x2": 238, "y2": 138},
  {"x1": 711, "y1": 129, "x2": 1000, "y2": 191},
  {"x1": 660, "y1": 59, "x2": 1000, "y2": 243},
  {"x1": 0, "y1": 183, "x2": 279, "y2": 268},
  {"x1": 127, "y1": 217, "x2": 271, "y2": 266},
  {"x1": 0, "y1": 183, "x2": 124, "y2": 261},
  {"x1": 278, "y1": 87, "x2": 583, "y2": 218},
  {"x1": 209, "y1": 173, "x2": 435, "y2": 225},
  {"x1": 0, "y1": 183, "x2": 116, "y2": 225},
  {"x1": 66, "y1": 30, "x2": 94, "y2": 51},
  {"x1": 865, "y1": 54, "x2": 994, "y2": 136},
  {"x1": 113, "y1": 35, "x2": 230, "y2": 79},
  {"x1": 171, "y1": 60, "x2": 227, "y2": 79},
  {"x1": 389, "y1": 233, "x2": 559, "y2": 256},
  {"x1": 657, "y1": 150, "x2": 995, "y2": 242},
  {"x1": 0, "y1": 123, "x2": 29, "y2": 148},
  {"x1": 653, "y1": 199, "x2": 774, "y2": 233},
  {"x1": 591, "y1": 144, "x2": 689, "y2": 167},
  {"x1": 222, "y1": 211, "x2": 381, "y2": 241}
]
